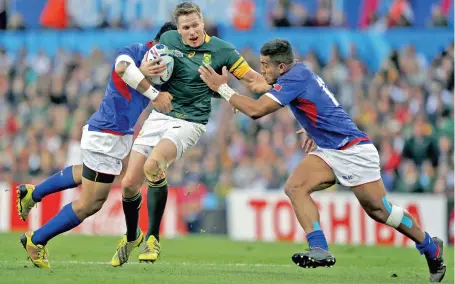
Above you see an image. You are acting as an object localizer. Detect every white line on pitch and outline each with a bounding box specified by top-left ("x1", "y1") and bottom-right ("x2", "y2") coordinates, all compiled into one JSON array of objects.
[{"x1": 0, "y1": 260, "x2": 293, "y2": 268}]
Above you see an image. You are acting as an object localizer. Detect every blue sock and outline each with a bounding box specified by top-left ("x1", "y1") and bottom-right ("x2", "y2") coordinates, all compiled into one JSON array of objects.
[
  {"x1": 416, "y1": 232, "x2": 439, "y2": 259},
  {"x1": 32, "y1": 166, "x2": 78, "y2": 202},
  {"x1": 307, "y1": 230, "x2": 329, "y2": 251},
  {"x1": 32, "y1": 203, "x2": 81, "y2": 245}
]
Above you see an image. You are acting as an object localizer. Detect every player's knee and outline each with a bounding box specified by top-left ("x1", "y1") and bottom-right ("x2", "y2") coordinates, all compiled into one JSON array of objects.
[
  {"x1": 363, "y1": 197, "x2": 392, "y2": 224},
  {"x1": 365, "y1": 207, "x2": 389, "y2": 223},
  {"x1": 121, "y1": 175, "x2": 141, "y2": 197},
  {"x1": 88, "y1": 199, "x2": 105, "y2": 215},
  {"x1": 379, "y1": 196, "x2": 413, "y2": 229},
  {"x1": 143, "y1": 158, "x2": 166, "y2": 182},
  {"x1": 73, "y1": 198, "x2": 107, "y2": 220},
  {"x1": 284, "y1": 179, "x2": 311, "y2": 198}
]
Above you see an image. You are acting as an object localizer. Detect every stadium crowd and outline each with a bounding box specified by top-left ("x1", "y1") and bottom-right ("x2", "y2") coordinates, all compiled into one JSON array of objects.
[
  {"x1": 269, "y1": 0, "x2": 452, "y2": 29},
  {"x1": 0, "y1": 40, "x2": 453, "y2": 202}
]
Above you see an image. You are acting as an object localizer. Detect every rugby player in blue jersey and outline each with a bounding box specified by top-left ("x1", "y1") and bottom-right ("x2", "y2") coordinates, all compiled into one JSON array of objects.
[
  {"x1": 17, "y1": 22, "x2": 176, "y2": 269},
  {"x1": 199, "y1": 39, "x2": 446, "y2": 283}
]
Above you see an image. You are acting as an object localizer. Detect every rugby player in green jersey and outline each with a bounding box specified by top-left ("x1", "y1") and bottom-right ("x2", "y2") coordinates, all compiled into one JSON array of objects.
[{"x1": 110, "y1": 2, "x2": 272, "y2": 266}]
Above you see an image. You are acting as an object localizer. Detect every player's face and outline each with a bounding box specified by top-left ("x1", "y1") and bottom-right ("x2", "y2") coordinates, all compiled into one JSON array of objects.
[
  {"x1": 260, "y1": 55, "x2": 282, "y2": 84},
  {"x1": 177, "y1": 13, "x2": 205, "y2": 48}
]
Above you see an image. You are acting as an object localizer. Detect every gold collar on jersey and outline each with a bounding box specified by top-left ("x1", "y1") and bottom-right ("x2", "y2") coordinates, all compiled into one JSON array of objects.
[{"x1": 186, "y1": 33, "x2": 211, "y2": 58}]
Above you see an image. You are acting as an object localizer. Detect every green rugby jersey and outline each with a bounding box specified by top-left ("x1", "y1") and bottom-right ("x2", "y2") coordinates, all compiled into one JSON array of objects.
[{"x1": 159, "y1": 30, "x2": 250, "y2": 124}]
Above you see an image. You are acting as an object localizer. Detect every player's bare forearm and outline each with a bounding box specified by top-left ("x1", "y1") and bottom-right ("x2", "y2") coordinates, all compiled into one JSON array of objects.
[
  {"x1": 240, "y1": 69, "x2": 272, "y2": 94},
  {"x1": 229, "y1": 93, "x2": 281, "y2": 120},
  {"x1": 136, "y1": 78, "x2": 152, "y2": 94},
  {"x1": 198, "y1": 65, "x2": 280, "y2": 119},
  {"x1": 229, "y1": 94, "x2": 262, "y2": 119}
]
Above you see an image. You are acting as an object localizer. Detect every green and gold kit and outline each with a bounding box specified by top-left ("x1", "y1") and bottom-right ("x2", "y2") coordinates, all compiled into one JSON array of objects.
[{"x1": 160, "y1": 30, "x2": 250, "y2": 124}]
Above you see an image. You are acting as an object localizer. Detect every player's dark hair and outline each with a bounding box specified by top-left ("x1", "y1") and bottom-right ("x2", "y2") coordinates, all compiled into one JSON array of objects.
[
  {"x1": 173, "y1": 2, "x2": 202, "y2": 23},
  {"x1": 260, "y1": 39, "x2": 294, "y2": 65},
  {"x1": 154, "y1": 21, "x2": 178, "y2": 41}
]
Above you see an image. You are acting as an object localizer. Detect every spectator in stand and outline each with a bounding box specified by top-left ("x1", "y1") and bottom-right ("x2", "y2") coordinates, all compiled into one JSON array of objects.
[
  {"x1": 428, "y1": 5, "x2": 449, "y2": 27},
  {"x1": 269, "y1": 0, "x2": 346, "y2": 28}
]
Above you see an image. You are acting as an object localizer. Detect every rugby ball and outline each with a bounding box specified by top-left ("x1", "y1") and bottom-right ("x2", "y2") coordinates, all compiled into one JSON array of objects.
[{"x1": 147, "y1": 44, "x2": 174, "y2": 85}]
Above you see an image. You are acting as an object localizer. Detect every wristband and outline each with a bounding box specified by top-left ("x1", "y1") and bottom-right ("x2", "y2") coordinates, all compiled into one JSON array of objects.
[
  {"x1": 143, "y1": 86, "x2": 160, "y2": 101},
  {"x1": 217, "y1": 83, "x2": 236, "y2": 102}
]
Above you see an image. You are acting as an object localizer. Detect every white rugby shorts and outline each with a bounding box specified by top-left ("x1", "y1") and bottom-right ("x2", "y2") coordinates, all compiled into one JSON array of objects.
[
  {"x1": 309, "y1": 143, "x2": 381, "y2": 187},
  {"x1": 80, "y1": 125, "x2": 133, "y2": 175},
  {"x1": 132, "y1": 110, "x2": 206, "y2": 160}
]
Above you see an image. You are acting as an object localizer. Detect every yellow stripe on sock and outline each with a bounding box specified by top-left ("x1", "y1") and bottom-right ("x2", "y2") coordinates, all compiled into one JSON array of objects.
[
  {"x1": 148, "y1": 179, "x2": 168, "y2": 188},
  {"x1": 122, "y1": 192, "x2": 141, "y2": 202}
]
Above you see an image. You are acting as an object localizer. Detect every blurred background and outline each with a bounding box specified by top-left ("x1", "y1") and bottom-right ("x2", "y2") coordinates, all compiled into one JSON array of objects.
[{"x1": 0, "y1": 0, "x2": 453, "y2": 246}]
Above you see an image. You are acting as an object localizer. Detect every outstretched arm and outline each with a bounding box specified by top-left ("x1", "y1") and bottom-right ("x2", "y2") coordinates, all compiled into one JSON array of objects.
[
  {"x1": 199, "y1": 64, "x2": 281, "y2": 119},
  {"x1": 239, "y1": 69, "x2": 272, "y2": 94},
  {"x1": 228, "y1": 89, "x2": 281, "y2": 120},
  {"x1": 223, "y1": 48, "x2": 271, "y2": 94}
]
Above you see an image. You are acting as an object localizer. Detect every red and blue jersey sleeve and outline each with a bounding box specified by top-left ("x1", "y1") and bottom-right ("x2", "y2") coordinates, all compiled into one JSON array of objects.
[
  {"x1": 266, "y1": 79, "x2": 303, "y2": 106},
  {"x1": 116, "y1": 43, "x2": 143, "y2": 64}
]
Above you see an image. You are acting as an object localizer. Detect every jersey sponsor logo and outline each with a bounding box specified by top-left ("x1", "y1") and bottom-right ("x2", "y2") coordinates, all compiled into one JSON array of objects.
[
  {"x1": 174, "y1": 112, "x2": 188, "y2": 119},
  {"x1": 337, "y1": 137, "x2": 350, "y2": 148},
  {"x1": 203, "y1": 54, "x2": 212, "y2": 65},
  {"x1": 273, "y1": 84, "x2": 282, "y2": 91},
  {"x1": 188, "y1": 51, "x2": 196, "y2": 58},
  {"x1": 342, "y1": 175, "x2": 353, "y2": 180}
]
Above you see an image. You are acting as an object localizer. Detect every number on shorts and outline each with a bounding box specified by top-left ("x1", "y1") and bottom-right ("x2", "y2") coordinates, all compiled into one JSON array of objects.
[{"x1": 316, "y1": 75, "x2": 339, "y2": 106}]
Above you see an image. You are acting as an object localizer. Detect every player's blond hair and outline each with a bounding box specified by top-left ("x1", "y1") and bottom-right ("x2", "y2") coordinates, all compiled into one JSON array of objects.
[{"x1": 173, "y1": 2, "x2": 203, "y2": 23}]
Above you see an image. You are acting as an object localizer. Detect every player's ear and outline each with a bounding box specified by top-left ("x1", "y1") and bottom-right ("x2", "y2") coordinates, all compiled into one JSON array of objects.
[{"x1": 278, "y1": 63, "x2": 286, "y2": 75}]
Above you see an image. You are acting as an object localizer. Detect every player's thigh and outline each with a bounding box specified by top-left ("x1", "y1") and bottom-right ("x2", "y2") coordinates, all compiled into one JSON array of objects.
[
  {"x1": 142, "y1": 139, "x2": 177, "y2": 181},
  {"x1": 74, "y1": 163, "x2": 117, "y2": 219},
  {"x1": 72, "y1": 175, "x2": 113, "y2": 220},
  {"x1": 79, "y1": 175, "x2": 112, "y2": 207},
  {"x1": 72, "y1": 164, "x2": 83, "y2": 184},
  {"x1": 285, "y1": 154, "x2": 336, "y2": 197},
  {"x1": 78, "y1": 149, "x2": 122, "y2": 203},
  {"x1": 160, "y1": 119, "x2": 206, "y2": 161},
  {"x1": 147, "y1": 138, "x2": 178, "y2": 167}
]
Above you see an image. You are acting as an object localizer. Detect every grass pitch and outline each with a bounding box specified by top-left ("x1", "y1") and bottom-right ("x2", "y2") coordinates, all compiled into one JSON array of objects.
[{"x1": 0, "y1": 232, "x2": 452, "y2": 284}]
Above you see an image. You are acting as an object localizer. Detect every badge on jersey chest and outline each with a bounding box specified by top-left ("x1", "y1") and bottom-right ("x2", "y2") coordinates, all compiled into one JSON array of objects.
[
  {"x1": 203, "y1": 54, "x2": 212, "y2": 65},
  {"x1": 186, "y1": 51, "x2": 212, "y2": 65}
]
